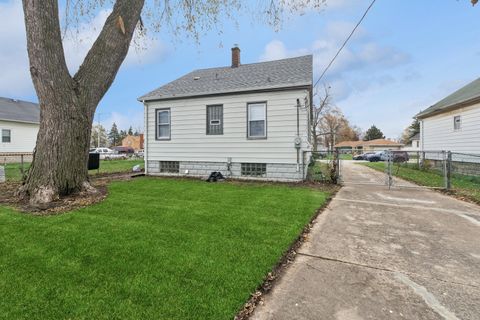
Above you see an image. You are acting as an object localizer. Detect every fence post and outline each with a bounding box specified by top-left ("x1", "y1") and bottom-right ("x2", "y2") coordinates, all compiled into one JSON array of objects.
[
  {"x1": 302, "y1": 151, "x2": 306, "y2": 181},
  {"x1": 20, "y1": 154, "x2": 24, "y2": 179},
  {"x1": 446, "y1": 151, "x2": 452, "y2": 190},
  {"x1": 421, "y1": 151, "x2": 426, "y2": 170},
  {"x1": 416, "y1": 151, "x2": 420, "y2": 169}
]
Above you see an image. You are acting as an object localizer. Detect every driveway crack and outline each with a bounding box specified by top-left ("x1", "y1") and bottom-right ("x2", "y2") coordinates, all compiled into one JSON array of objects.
[{"x1": 298, "y1": 252, "x2": 480, "y2": 289}]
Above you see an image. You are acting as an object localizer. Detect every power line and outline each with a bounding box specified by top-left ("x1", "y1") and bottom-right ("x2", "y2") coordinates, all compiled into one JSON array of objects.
[{"x1": 313, "y1": 0, "x2": 377, "y2": 94}]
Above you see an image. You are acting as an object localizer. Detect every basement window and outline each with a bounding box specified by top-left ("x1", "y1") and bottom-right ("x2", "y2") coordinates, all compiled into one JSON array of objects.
[
  {"x1": 160, "y1": 161, "x2": 179, "y2": 173},
  {"x1": 241, "y1": 163, "x2": 267, "y2": 177}
]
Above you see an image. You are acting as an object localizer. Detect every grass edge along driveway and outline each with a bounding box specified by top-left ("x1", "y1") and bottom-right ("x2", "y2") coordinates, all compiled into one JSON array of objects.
[
  {"x1": 0, "y1": 177, "x2": 330, "y2": 320},
  {"x1": 360, "y1": 162, "x2": 480, "y2": 203}
]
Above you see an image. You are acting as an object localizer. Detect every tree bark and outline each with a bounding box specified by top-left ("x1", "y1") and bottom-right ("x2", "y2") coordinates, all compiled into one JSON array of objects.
[{"x1": 21, "y1": 0, "x2": 144, "y2": 205}]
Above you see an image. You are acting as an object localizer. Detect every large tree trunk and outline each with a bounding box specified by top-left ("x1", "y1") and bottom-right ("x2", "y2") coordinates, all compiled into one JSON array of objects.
[{"x1": 21, "y1": 0, "x2": 144, "y2": 205}]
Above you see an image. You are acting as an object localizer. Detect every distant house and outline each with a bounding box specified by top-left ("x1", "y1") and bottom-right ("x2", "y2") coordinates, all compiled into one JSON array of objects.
[
  {"x1": 416, "y1": 77, "x2": 480, "y2": 154},
  {"x1": 122, "y1": 134, "x2": 144, "y2": 151},
  {"x1": 402, "y1": 133, "x2": 420, "y2": 151},
  {"x1": 139, "y1": 47, "x2": 313, "y2": 181},
  {"x1": 0, "y1": 97, "x2": 39, "y2": 154},
  {"x1": 335, "y1": 139, "x2": 403, "y2": 153}
]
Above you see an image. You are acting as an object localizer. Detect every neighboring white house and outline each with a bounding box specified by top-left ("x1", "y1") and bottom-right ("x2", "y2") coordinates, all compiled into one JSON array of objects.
[
  {"x1": 402, "y1": 133, "x2": 421, "y2": 151},
  {"x1": 138, "y1": 47, "x2": 313, "y2": 181},
  {"x1": 0, "y1": 97, "x2": 40, "y2": 154},
  {"x1": 416, "y1": 77, "x2": 480, "y2": 154}
]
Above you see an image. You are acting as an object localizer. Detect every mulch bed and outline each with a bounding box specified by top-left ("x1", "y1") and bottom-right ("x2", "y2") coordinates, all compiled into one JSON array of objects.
[{"x1": 0, "y1": 173, "x2": 140, "y2": 215}]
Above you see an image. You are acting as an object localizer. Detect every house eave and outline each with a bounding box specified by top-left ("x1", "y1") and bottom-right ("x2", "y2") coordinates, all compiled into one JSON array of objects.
[
  {"x1": 416, "y1": 96, "x2": 480, "y2": 120},
  {"x1": 0, "y1": 118, "x2": 40, "y2": 125},
  {"x1": 138, "y1": 84, "x2": 312, "y2": 103}
]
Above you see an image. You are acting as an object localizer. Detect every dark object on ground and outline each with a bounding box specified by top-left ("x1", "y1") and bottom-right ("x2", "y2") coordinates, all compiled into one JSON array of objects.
[
  {"x1": 206, "y1": 172, "x2": 225, "y2": 182},
  {"x1": 113, "y1": 146, "x2": 135, "y2": 155},
  {"x1": 88, "y1": 153, "x2": 100, "y2": 170}
]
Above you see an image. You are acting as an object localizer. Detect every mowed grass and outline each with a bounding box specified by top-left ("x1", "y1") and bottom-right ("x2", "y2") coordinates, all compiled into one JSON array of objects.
[
  {"x1": 0, "y1": 177, "x2": 329, "y2": 319},
  {"x1": 361, "y1": 162, "x2": 480, "y2": 203},
  {"x1": 3, "y1": 159, "x2": 144, "y2": 181}
]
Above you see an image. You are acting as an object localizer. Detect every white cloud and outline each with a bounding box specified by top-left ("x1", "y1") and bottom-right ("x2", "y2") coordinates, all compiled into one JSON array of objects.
[
  {"x1": 0, "y1": 1, "x2": 33, "y2": 97},
  {"x1": 0, "y1": 1, "x2": 168, "y2": 98},
  {"x1": 259, "y1": 20, "x2": 410, "y2": 102}
]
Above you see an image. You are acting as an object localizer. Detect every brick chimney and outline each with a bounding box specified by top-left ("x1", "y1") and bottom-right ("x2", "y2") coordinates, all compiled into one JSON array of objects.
[{"x1": 231, "y1": 45, "x2": 240, "y2": 68}]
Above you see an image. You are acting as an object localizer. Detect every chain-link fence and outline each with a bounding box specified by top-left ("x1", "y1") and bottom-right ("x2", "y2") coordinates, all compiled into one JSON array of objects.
[
  {"x1": 302, "y1": 150, "x2": 340, "y2": 183},
  {"x1": 0, "y1": 153, "x2": 32, "y2": 183}
]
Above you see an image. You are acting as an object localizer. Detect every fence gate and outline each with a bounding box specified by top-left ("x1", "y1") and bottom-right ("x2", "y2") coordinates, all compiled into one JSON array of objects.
[{"x1": 334, "y1": 149, "x2": 451, "y2": 190}]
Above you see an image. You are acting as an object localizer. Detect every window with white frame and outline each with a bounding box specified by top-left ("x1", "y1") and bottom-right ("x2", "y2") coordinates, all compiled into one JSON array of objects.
[
  {"x1": 206, "y1": 105, "x2": 223, "y2": 135},
  {"x1": 156, "y1": 109, "x2": 171, "y2": 140},
  {"x1": 454, "y1": 115, "x2": 461, "y2": 131},
  {"x1": 247, "y1": 102, "x2": 266, "y2": 138},
  {"x1": 1, "y1": 129, "x2": 11, "y2": 143}
]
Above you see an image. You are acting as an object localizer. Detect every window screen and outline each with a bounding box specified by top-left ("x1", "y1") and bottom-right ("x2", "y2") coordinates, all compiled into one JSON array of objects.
[
  {"x1": 454, "y1": 115, "x2": 461, "y2": 130},
  {"x1": 156, "y1": 109, "x2": 171, "y2": 139},
  {"x1": 248, "y1": 103, "x2": 266, "y2": 138},
  {"x1": 207, "y1": 105, "x2": 223, "y2": 135},
  {"x1": 1, "y1": 129, "x2": 11, "y2": 143}
]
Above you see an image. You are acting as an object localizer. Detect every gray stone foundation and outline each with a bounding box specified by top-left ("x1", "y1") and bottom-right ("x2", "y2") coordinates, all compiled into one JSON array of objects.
[{"x1": 147, "y1": 160, "x2": 305, "y2": 181}]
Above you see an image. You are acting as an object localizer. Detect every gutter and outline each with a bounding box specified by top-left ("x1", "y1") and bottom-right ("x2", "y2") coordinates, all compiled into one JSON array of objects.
[
  {"x1": 138, "y1": 84, "x2": 312, "y2": 103},
  {"x1": 0, "y1": 118, "x2": 40, "y2": 125},
  {"x1": 416, "y1": 95, "x2": 480, "y2": 119}
]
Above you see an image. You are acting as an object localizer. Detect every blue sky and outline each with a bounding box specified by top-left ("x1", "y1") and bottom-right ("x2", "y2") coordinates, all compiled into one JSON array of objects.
[{"x1": 0, "y1": 0, "x2": 479, "y2": 138}]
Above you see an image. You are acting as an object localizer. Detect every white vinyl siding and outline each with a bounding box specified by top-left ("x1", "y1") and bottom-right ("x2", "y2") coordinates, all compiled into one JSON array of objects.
[
  {"x1": 0, "y1": 120, "x2": 39, "y2": 153},
  {"x1": 421, "y1": 102, "x2": 480, "y2": 153},
  {"x1": 145, "y1": 89, "x2": 310, "y2": 164}
]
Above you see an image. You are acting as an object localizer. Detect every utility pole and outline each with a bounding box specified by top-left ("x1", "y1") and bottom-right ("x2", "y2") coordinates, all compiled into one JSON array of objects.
[{"x1": 94, "y1": 112, "x2": 105, "y2": 147}]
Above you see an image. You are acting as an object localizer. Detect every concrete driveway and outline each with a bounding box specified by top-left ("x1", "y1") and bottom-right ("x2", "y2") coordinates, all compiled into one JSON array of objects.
[{"x1": 251, "y1": 161, "x2": 480, "y2": 320}]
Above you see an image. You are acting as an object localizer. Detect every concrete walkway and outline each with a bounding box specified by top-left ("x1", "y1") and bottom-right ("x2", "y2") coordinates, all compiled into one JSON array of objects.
[{"x1": 252, "y1": 161, "x2": 480, "y2": 320}]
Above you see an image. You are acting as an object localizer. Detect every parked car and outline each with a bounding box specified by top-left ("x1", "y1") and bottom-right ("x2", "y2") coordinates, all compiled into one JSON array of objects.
[
  {"x1": 112, "y1": 146, "x2": 135, "y2": 155},
  {"x1": 353, "y1": 152, "x2": 375, "y2": 160},
  {"x1": 135, "y1": 149, "x2": 144, "y2": 158},
  {"x1": 367, "y1": 150, "x2": 409, "y2": 163},
  {"x1": 89, "y1": 148, "x2": 127, "y2": 160}
]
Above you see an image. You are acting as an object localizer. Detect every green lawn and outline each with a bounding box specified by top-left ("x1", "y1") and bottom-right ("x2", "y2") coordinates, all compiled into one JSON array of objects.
[
  {"x1": 0, "y1": 177, "x2": 329, "y2": 319},
  {"x1": 360, "y1": 162, "x2": 480, "y2": 203},
  {"x1": 3, "y1": 159, "x2": 144, "y2": 181}
]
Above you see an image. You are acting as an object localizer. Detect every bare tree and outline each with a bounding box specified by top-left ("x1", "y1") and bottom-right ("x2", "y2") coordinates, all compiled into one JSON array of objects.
[
  {"x1": 311, "y1": 84, "x2": 332, "y2": 151},
  {"x1": 19, "y1": 0, "x2": 327, "y2": 205}
]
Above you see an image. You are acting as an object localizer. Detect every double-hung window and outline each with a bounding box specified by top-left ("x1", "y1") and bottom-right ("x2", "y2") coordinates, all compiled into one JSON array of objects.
[
  {"x1": 206, "y1": 105, "x2": 223, "y2": 135},
  {"x1": 247, "y1": 102, "x2": 266, "y2": 139},
  {"x1": 156, "y1": 109, "x2": 171, "y2": 140},
  {"x1": 453, "y1": 115, "x2": 461, "y2": 131},
  {"x1": 1, "y1": 129, "x2": 11, "y2": 143}
]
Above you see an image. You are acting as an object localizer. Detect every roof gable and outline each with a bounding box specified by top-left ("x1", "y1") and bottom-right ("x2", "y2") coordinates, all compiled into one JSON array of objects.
[
  {"x1": 0, "y1": 97, "x2": 40, "y2": 124},
  {"x1": 139, "y1": 55, "x2": 313, "y2": 101},
  {"x1": 417, "y1": 77, "x2": 480, "y2": 119}
]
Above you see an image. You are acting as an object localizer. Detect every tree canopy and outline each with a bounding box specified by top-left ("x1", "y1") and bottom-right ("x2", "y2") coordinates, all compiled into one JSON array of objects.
[{"x1": 363, "y1": 125, "x2": 385, "y2": 141}]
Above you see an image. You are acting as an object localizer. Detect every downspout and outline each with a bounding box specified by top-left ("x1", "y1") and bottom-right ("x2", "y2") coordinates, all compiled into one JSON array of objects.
[
  {"x1": 144, "y1": 101, "x2": 148, "y2": 175},
  {"x1": 296, "y1": 99, "x2": 300, "y2": 172}
]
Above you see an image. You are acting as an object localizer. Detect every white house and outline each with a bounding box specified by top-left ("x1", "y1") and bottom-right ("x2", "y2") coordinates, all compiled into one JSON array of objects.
[
  {"x1": 402, "y1": 133, "x2": 420, "y2": 152},
  {"x1": 416, "y1": 77, "x2": 480, "y2": 154},
  {"x1": 139, "y1": 47, "x2": 313, "y2": 181},
  {"x1": 0, "y1": 97, "x2": 40, "y2": 154}
]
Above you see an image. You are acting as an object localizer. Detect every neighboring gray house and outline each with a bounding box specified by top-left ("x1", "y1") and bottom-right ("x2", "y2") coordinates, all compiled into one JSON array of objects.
[
  {"x1": 416, "y1": 77, "x2": 480, "y2": 154},
  {"x1": 139, "y1": 47, "x2": 313, "y2": 181},
  {"x1": 0, "y1": 97, "x2": 40, "y2": 154}
]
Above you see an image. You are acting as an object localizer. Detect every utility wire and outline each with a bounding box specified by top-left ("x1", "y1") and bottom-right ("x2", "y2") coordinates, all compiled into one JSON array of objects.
[{"x1": 313, "y1": 0, "x2": 377, "y2": 95}]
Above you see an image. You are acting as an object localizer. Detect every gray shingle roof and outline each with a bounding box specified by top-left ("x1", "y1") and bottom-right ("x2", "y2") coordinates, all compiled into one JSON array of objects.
[
  {"x1": 138, "y1": 55, "x2": 313, "y2": 101},
  {"x1": 416, "y1": 77, "x2": 480, "y2": 119},
  {"x1": 0, "y1": 97, "x2": 40, "y2": 124}
]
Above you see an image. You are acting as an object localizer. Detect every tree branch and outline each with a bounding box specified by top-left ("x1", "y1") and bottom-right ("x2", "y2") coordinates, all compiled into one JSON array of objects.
[
  {"x1": 74, "y1": 0, "x2": 145, "y2": 108},
  {"x1": 22, "y1": 0, "x2": 72, "y2": 99}
]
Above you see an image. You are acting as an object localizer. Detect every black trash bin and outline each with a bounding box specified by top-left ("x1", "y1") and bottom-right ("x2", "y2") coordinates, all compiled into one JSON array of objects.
[{"x1": 88, "y1": 153, "x2": 100, "y2": 170}]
